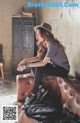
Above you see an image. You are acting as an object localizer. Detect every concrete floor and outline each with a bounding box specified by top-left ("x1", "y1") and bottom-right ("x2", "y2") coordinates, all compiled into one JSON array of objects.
[
  {"x1": 0, "y1": 74, "x2": 17, "y2": 105},
  {"x1": 0, "y1": 74, "x2": 16, "y2": 96},
  {"x1": 0, "y1": 74, "x2": 18, "y2": 123}
]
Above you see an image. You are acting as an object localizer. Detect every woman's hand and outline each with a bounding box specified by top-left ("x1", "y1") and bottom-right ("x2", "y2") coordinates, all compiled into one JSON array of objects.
[
  {"x1": 18, "y1": 59, "x2": 28, "y2": 67},
  {"x1": 18, "y1": 55, "x2": 41, "y2": 69},
  {"x1": 17, "y1": 59, "x2": 30, "y2": 71},
  {"x1": 17, "y1": 65, "x2": 27, "y2": 72}
]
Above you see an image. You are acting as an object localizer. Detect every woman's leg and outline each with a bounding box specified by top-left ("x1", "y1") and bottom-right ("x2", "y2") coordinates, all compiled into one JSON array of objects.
[
  {"x1": 24, "y1": 67, "x2": 43, "y2": 105},
  {"x1": 31, "y1": 64, "x2": 68, "y2": 94},
  {"x1": 24, "y1": 64, "x2": 68, "y2": 105},
  {"x1": 31, "y1": 67, "x2": 44, "y2": 94}
]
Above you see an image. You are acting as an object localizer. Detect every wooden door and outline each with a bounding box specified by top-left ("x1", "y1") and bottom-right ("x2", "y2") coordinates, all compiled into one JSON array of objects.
[{"x1": 12, "y1": 17, "x2": 35, "y2": 74}]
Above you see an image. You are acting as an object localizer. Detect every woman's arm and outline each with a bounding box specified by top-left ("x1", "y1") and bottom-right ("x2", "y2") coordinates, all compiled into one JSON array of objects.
[
  {"x1": 17, "y1": 57, "x2": 50, "y2": 72},
  {"x1": 18, "y1": 53, "x2": 42, "y2": 67},
  {"x1": 27, "y1": 57, "x2": 50, "y2": 67}
]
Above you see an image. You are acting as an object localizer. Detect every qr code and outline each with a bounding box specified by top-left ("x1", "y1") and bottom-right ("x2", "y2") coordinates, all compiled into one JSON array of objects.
[{"x1": 1, "y1": 105, "x2": 18, "y2": 123}]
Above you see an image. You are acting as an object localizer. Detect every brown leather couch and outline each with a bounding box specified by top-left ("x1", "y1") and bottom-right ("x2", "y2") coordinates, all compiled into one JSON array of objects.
[
  {"x1": 57, "y1": 76, "x2": 80, "y2": 116},
  {"x1": 16, "y1": 73, "x2": 80, "y2": 122}
]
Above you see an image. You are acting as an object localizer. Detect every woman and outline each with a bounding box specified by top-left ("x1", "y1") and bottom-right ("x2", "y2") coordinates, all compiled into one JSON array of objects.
[
  {"x1": 17, "y1": 37, "x2": 47, "y2": 73},
  {"x1": 19, "y1": 23, "x2": 70, "y2": 106}
]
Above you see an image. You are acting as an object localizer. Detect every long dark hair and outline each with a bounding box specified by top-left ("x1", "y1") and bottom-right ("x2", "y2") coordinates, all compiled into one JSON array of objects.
[
  {"x1": 37, "y1": 27, "x2": 65, "y2": 51},
  {"x1": 37, "y1": 41, "x2": 47, "y2": 59}
]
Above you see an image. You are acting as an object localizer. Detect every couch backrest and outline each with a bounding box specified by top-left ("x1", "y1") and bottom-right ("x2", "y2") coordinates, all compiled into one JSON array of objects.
[{"x1": 57, "y1": 77, "x2": 80, "y2": 116}]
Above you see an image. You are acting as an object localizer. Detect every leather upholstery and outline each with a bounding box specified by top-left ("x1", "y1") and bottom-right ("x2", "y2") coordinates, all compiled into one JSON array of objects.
[
  {"x1": 57, "y1": 77, "x2": 80, "y2": 116},
  {"x1": 16, "y1": 74, "x2": 80, "y2": 116},
  {"x1": 16, "y1": 74, "x2": 34, "y2": 101}
]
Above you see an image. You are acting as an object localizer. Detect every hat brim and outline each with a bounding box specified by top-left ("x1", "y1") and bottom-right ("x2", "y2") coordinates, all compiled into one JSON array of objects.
[{"x1": 34, "y1": 25, "x2": 54, "y2": 36}]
